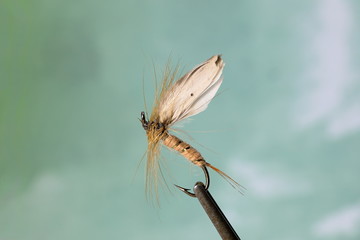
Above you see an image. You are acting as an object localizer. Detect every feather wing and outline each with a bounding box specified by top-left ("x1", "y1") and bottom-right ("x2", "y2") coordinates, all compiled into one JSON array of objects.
[
  {"x1": 157, "y1": 55, "x2": 225, "y2": 125},
  {"x1": 144, "y1": 55, "x2": 225, "y2": 202}
]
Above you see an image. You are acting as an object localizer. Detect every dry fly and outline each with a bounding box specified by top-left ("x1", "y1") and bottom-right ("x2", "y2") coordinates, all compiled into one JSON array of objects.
[{"x1": 140, "y1": 55, "x2": 241, "y2": 198}]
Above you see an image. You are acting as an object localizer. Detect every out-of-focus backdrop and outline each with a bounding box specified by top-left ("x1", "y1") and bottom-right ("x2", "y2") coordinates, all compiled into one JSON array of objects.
[{"x1": 1, "y1": 0, "x2": 360, "y2": 239}]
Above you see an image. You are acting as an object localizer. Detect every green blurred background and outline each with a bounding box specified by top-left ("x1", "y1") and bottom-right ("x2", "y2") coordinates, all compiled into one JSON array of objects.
[{"x1": 1, "y1": 0, "x2": 360, "y2": 239}]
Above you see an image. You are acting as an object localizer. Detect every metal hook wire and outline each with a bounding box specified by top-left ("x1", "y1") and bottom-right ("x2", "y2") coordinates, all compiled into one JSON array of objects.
[
  {"x1": 193, "y1": 182, "x2": 241, "y2": 240},
  {"x1": 174, "y1": 165, "x2": 210, "y2": 197}
]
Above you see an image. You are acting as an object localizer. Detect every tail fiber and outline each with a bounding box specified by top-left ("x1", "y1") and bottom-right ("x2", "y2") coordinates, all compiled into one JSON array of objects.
[{"x1": 206, "y1": 162, "x2": 245, "y2": 194}]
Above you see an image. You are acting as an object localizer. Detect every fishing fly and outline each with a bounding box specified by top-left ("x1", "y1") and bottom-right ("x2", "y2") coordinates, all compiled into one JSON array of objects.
[{"x1": 140, "y1": 55, "x2": 241, "y2": 198}]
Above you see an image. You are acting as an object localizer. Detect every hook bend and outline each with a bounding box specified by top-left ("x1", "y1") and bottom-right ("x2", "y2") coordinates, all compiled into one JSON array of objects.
[{"x1": 175, "y1": 165, "x2": 210, "y2": 198}]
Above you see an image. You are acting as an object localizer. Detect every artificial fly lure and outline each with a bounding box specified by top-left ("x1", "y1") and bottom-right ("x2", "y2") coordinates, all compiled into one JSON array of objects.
[{"x1": 140, "y1": 55, "x2": 241, "y2": 198}]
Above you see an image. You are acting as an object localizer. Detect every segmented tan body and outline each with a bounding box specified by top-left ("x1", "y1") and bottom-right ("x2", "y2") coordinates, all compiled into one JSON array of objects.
[
  {"x1": 140, "y1": 55, "x2": 243, "y2": 198},
  {"x1": 162, "y1": 133, "x2": 205, "y2": 167}
]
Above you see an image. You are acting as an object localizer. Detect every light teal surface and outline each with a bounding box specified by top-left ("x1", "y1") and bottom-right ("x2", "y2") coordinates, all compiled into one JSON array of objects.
[{"x1": 1, "y1": 0, "x2": 360, "y2": 239}]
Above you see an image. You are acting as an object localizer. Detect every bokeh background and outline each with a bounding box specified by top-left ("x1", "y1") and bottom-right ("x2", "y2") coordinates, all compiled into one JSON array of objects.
[{"x1": 1, "y1": 0, "x2": 360, "y2": 239}]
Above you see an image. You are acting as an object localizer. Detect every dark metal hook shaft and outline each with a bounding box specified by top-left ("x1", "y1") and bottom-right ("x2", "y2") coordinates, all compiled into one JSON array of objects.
[{"x1": 193, "y1": 182, "x2": 241, "y2": 240}]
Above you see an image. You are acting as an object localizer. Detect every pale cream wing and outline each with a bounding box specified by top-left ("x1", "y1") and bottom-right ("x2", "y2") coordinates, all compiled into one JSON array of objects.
[{"x1": 158, "y1": 55, "x2": 225, "y2": 125}]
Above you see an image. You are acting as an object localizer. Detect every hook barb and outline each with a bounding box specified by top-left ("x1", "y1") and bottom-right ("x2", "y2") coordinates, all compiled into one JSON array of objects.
[{"x1": 175, "y1": 165, "x2": 210, "y2": 198}]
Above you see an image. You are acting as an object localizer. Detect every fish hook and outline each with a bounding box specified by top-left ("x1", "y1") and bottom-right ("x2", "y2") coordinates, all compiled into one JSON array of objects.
[{"x1": 174, "y1": 165, "x2": 210, "y2": 197}]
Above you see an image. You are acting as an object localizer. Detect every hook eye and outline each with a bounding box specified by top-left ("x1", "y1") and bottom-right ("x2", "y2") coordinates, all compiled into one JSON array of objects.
[{"x1": 140, "y1": 111, "x2": 148, "y2": 130}]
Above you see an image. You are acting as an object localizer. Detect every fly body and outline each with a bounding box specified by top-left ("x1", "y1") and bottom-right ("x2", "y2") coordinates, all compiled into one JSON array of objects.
[{"x1": 140, "y1": 55, "x2": 242, "y2": 199}]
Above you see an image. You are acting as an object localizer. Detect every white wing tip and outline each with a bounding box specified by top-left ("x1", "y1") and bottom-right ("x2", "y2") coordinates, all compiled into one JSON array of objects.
[{"x1": 209, "y1": 55, "x2": 225, "y2": 68}]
